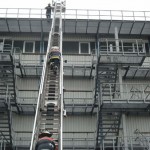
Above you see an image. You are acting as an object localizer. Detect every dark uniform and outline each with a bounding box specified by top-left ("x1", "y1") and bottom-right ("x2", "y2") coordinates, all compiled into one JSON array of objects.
[
  {"x1": 45, "y1": 4, "x2": 51, "y2": 19},
  {"x1": 48, "y1": 49, "x2": 61, "y2": 70},
  {"x1": 35, "y1": 137, "x2": 55, "y2": 150}
]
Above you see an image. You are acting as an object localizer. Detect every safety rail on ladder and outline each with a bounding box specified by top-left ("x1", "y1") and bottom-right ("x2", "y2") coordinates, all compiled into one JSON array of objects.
[{"x1": 30, "y1": 0, "x2": 65, "y2": 150}]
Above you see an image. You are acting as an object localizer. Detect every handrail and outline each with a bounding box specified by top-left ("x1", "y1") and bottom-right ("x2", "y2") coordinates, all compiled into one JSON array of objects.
[
  {"x1": 99, "y1": 38, "x2": 146, "y2": 55},
  {"x1": 1, "y1": 134, "x2": 150, "y2": 149},
  {"x1": 134, "y1": 129, "x2": 149, "y2": 149},
  {"x1": 1, "y1": 8, "x2": 150, "y2": 21},
  {"x1": 101, "y1": 83, "x2": 150, "y2": 103}
]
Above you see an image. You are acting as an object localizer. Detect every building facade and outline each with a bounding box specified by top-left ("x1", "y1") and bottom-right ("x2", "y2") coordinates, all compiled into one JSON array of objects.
[{"x1": 0, "y1": 7, "x2": 150, "y2": 150}]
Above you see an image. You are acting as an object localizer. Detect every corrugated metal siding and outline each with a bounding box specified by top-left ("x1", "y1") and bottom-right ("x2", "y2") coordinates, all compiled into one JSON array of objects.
[
  {"x1": 64, "y1": 77, "x2": 94, "y2": 91},
  {"x1": 12, "y1": 114, "x2": 34, "y2": 131},
  {"x1": 0, "y1": 33, "x2": 42, "y2": 41},
  {"x1": 63, "y1": 35, "x2": 95, "y2": 42},
  {"x1": 143, "y1": 57, "x2": 150, "y2": 67},
  {"x1": 16, "y1": 78, "x2": 39, "y2": 103},
  {"x1": 63, "y1": 115, "x2": 96, "y2": 148},
  {"x1": 12, "y1": 114, "x2": 34, "y2": 146},
  {"x1": 63, "y1": 55, "x2": 92, "y2": 65},
  {"x1": 64, "y1": 91, "x2": 93, "y2": 105},
  {"x1": 20, "y1": 54, "x2": 43, "y2": 65},
  {"x1": 16, "y1": 78, "x2": 39, "y2": 90},
  {"x1": 64, "y1": 78, "x2": 94, "y2": 104},
  {"x1": 123, "y1": 79, "x2": 150, "y2": 84},
  {"x1": 126, "y1": 115, "x2": 150, "y2": 137},
  {"x1": 63, "y1": 115, "x2": 96, "y2": 132}
]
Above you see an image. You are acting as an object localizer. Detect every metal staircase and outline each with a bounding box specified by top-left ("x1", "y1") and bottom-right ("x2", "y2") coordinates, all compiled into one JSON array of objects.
[
  {"x1": 96, "y1": 110, "x2": 122, "y2": 149},
  {"x1": 94, "y1": 37, "x2": 146, "y2": 149},
  {"x1": 0, "y1": 52, "x2": 17, "y2": 149},
  {"x1": 0, "y1": 54, "x2": 16, "y2": 104},
  {"x1": 95, "y1": 63, "x2": 121, "y2": 149},
  {"x1": 0, "y1": 101, "x2": 12, "y2": 149},
  {"x1": 30, "y1": 1, "x2": 65, "y2": 150},
  {"x1": 93, "y1": 62, "x2": 118, "y2": 109},
  {"x1": 94, "y1": 56, "x2": 121, "y2": 149}
]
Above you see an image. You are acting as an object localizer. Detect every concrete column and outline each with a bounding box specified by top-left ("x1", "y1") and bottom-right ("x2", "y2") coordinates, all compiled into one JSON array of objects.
[
  {"x1": 122, "y1": 114, "x2": 128, "y2": 150},
  {"x1": 115, "y1": 27, "x2": 119, "y2": 52}
]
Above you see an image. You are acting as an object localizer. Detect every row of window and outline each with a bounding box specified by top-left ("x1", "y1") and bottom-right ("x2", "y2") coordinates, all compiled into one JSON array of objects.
[
  {"x1": 0, "y1": 39, "x2": 95, "y2": 54},
  {"x1": 1, "y1": 39, "x2": 148, "y2": 54}
]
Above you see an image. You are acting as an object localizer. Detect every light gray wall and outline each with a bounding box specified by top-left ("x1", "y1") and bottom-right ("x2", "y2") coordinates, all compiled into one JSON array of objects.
[
  {"x1": 63, "y1": 115, "x2": 96, "y2": 148},
  {"x1": 12, "y1": 114, "x2": 34, "y2": 146},
  {"x1": 16, "y1": 77, "x2": 39, "y2": 104}
]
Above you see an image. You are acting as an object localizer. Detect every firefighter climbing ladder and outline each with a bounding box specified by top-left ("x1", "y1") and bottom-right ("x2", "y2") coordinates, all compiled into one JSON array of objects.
[{"x1": 30, "y1": 1, "x2": 65, "y2": 150}]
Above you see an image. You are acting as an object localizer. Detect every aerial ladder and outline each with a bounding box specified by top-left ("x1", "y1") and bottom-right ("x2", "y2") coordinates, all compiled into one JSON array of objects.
[{"x1": 30, "y1": 0, "x2": 65, "y2": 150}]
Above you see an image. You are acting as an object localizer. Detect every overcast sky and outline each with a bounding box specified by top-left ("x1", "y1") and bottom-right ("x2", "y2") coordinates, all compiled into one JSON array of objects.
[{"x1": 1, "y1": 0, "x2": 150, "y2": 11}]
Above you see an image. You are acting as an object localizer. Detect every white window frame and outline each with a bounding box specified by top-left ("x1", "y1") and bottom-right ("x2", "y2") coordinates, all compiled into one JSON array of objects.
[
  {"x1": 23, "y1": 41, "x2": 35, "y2": 53},
  {"x1": 79, "y1": 42, "x2": 90, "y2": 54}
]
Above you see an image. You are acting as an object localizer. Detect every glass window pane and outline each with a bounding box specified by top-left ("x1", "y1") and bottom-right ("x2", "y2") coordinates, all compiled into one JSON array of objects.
[
  {"x1": 4, "y1": 40, "x2": 12, "y2": 51},
  {"x1": 14, "y1": 41, "x2": 24, "y2": 53},
  {"x1": 0, "y1": 39, "x2": 4, "y2": 51},
  {"x1": 35, "y1": 41, "x2": 40, "y2": 53},
  {"x1": 80, "y1": 43, "x2": 89, "y2": 54},
  {"x1": 44, "y1": 41, "x2": 48, "y2": 53},
  {"x1": 63, "y1": 42, "x2": 79, "y2": 54},
  {"x1": 25, "y1": 42, "x2": 34, "y2": 53},
  {"x1": 90, "y1": 42, "x2": 95, "y2": 54}
]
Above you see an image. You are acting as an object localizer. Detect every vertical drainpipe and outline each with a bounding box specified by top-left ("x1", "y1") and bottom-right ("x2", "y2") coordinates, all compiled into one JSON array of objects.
[
  {"x1": 116, "y1": 26, "x2": 128, "y2": 149},
  {"x1": 40, "y1": 33, "x2": 44, "y2": 54},
  {"x1": 122, "y1": 114, "x2": 128, "y2": 150},
  {"x1": 40, "y1": 19, "x2": 44, "y2": 65},
  {"x1": 115, "y1": 27, "x2": 119, "y2": 52},
  {"x1": 118, "y1": 67, "x2": 128, "y2": 149}
]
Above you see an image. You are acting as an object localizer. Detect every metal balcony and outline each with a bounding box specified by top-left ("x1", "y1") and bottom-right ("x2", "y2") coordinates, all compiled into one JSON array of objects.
[
  {"x1": 64, "y1": 90, "x2": 95, "y2": 114},
  {"x1": 100, "y1": 83, "x2": 150, "y2": 109},
  {"x1": 98, "y1": 135, "x2": 150, "y2": 150},
  {"x1": 99, "y1": 39, "x2": 146, "y2": 65}
]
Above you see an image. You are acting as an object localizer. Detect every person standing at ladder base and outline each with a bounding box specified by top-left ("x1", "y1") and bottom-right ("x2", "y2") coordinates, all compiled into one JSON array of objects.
[
  {"x1": 35, "y1": 131, "x2": 58, "y2": 150},
  {"x1": 48, "y1": 46, "x2": 61, "y2": 74},
  {"x1": 45, "y1": 3, "x2": 51, "y2": 19}
]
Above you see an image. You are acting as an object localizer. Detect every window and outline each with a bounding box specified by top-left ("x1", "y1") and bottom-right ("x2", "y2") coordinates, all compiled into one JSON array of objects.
[
  {"x1": 145, "y1": 43, "x2": 149, "y2": 54},
  {"x1": 35, "y1": 41, "x2": 41, "y2": 53},
  {"x1": 44, "y1": 41, "x2": 48, "y2": 53},
  {"x1": 14, "y1": 41, "x2": 24, "y2": 53},
  {"x1": 63, "y1": 41, "x2": 79, "y2": 54},
  {"x1": 23, "y1": 41, "x2": 35, "y2": 53},
  {"x1": 90, "y1": 42, "x2": 95, "y2": 54},
  {"x1": 79, "y1": 42, "x2": 90, "y2": 54},
  {"x1": 4, "y1": 40, "x2": 12, "y2": 50},
  {"x1": 0, "y1": 39, "x2": 4, "y2": 51}
]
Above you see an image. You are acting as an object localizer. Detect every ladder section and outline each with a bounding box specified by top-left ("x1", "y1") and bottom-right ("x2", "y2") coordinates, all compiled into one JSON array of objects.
[
  {"x1": 30, "y1": 1, "x2": 65, "y2": 150},
  {"x1": 40, "y1": 67, "x2": 60, "y2": 134}
]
